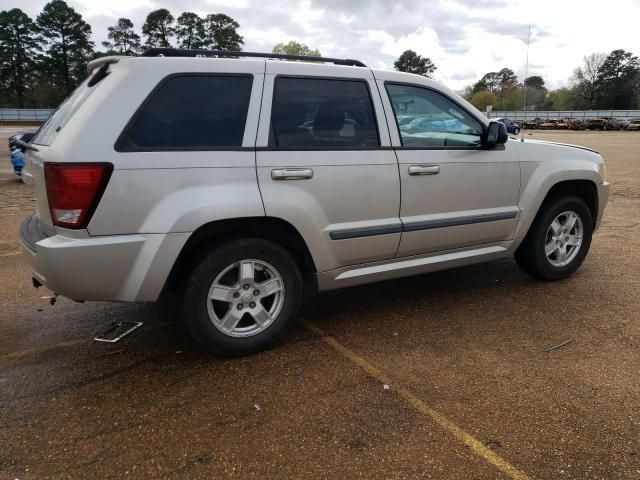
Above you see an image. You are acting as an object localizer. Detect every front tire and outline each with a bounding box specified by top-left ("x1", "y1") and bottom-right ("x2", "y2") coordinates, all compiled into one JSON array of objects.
[
  {"x1": 181, "y1": 238, "x2": 303, "y2": 356},
  {"x1": 515, "y1": 196, "x2": 593, "y2": 281}
]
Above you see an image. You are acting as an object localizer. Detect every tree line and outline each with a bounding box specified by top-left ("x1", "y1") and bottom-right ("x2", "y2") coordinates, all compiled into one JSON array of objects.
[
  {"x1": 391, "y1": 49, "x2": 640, "y2": 111},
  {"x1": 462, "y1": 49, "x2": 640, "y2": 111},
  {"x1": 1, "y1": 3, "x2": 638, "y2": 111},
  {"x1": 0, "y1": 2, "x2": 245, "y2": 108}
]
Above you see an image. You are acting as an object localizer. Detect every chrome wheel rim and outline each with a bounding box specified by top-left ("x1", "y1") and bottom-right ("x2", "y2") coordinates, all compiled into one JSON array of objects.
[
  {"x1": 207, "y1": 259, "x2": 285, "y2": 338},
  {"x1": 544, "y1": 211, "x2": 583, "y2": 267}
]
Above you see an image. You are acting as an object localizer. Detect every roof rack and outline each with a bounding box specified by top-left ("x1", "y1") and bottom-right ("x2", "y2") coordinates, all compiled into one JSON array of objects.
[{"x1": 141, "y1": 48, "x2": 367, "y2": 68}]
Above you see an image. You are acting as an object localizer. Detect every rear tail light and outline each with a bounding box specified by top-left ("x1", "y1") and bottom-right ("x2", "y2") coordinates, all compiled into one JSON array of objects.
[{"x1": 44, "y1": 163, "x2": 113, "y2": 229}]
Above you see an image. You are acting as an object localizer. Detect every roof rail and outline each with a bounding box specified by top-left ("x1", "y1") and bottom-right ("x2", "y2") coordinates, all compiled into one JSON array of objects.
[{"x1": 141, "y1": 48, "x2": 367, "y2": 68}]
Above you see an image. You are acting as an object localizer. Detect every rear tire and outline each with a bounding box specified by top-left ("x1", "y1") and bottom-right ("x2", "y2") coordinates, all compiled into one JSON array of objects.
[
  {"x1": 514, "y1": 127, "x2": 520, "y2": 135},
  {"x1": 181, "y1": 238, "x2": 303, "y2": 356},
  {"x1": 515, "y1": 196, "x2": 593, "y2": 281}
]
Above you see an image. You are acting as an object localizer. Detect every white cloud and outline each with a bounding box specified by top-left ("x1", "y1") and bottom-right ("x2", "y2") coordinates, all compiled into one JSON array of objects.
[{"x1": 12, "y1": 0, "x2": 640, "y2": 91}]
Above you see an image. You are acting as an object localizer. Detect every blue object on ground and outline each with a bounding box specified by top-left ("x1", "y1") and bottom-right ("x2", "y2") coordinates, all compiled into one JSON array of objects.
[{"x1": 10, "y1": 148, "x2": 25, "y2": 176}]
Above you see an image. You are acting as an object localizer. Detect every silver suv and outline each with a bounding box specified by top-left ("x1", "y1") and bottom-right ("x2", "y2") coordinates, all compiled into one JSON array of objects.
[{"x1": 19, "y1": 49, "x2": 610, "y2": 355}]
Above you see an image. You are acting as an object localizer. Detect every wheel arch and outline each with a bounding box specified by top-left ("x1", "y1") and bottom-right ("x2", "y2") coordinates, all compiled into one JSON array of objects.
[
  {"x1": 515, "y1": 178, "x2": 599, "y2": 246},
  {"x1": 542, "y1": 180, "x2": 598, "y2": 223},
  {"x1": 164, "y1": 216, "x2": 317, "y2": 294}
]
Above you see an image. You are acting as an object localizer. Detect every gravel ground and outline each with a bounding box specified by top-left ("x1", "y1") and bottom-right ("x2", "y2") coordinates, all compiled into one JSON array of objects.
[{"x1": 0, "y1": 129, "x2": 638, "y2": 479}]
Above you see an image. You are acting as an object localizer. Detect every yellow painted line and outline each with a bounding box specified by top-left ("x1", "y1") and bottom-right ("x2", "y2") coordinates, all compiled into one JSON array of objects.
[{"x1": 303, "y1": 320, "x2": 533, "y2": 480}]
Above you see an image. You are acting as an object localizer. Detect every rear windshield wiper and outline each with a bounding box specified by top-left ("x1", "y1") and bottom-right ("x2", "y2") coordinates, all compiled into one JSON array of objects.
[{"x1": 16, "y1": 139, "x2": 39, "y2": 152}]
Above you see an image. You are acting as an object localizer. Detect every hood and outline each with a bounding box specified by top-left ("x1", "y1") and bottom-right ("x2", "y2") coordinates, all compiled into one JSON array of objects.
[{"x1": 510, "y1": 137, "x2": 598, "y2": 154}]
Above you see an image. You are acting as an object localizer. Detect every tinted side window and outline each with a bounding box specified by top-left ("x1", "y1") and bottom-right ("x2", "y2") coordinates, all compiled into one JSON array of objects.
[
  {"x1": 271, "y1": 77, "x2": 379, "y2": 148},
  {"x1": 386, "y1": 84, "x2": 483, "y2": 148},
  {"x1": 118, "y1": 75, "x2": 252, "y2": 150}
]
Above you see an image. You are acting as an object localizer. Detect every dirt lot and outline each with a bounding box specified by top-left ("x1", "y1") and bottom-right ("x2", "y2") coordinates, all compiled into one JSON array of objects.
[{"x1": 1, "y1": 130, "x2": 638, "y2": 479}]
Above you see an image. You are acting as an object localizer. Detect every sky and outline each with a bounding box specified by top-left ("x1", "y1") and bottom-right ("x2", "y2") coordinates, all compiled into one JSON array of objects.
[{"x1": 3, "y1": 0, "x2": 640, "y2": 90}]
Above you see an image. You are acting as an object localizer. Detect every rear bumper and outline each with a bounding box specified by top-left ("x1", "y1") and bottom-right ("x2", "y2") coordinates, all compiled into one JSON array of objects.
[
  {"x1": 595, "y1": 182, "x2": 610, "y2": 231},
  {"x1": 19, "y1": 214, "x2": 189, "y2": 302}
]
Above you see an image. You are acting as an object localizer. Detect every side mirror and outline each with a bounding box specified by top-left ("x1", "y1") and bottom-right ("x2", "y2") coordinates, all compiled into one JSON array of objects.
[{"x1": 485, "y1": 121, "x2": 508, "y2": 147}]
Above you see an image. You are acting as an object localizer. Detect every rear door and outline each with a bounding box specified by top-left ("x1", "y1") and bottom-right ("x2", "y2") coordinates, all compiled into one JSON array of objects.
[
  {"x1": 256, "y1": 63, "x2": 401, "y2": 272},
  {"x1": 379, "y1": 80, "x2": 521, "y2": 257}
]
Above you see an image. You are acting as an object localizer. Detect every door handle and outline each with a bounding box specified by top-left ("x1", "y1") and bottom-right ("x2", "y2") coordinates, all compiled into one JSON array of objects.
[
  {"x1": 408, "y1": 165, "x2": 440, "y2": 176},
  {"x1": 271, "y1": 168, "x2": 314, "y2": 180}
]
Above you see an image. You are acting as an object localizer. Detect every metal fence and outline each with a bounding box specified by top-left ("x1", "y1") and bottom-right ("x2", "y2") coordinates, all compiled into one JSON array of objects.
[
  {"x1": 0, "y1": 109, "x2": 54, "y2": 122},
  {"x1": 487, "y1": 110, "x2": 640, "y2": 121},
  {"x1": 2, "y1": 107, "x2": 639, "y2": 123}
]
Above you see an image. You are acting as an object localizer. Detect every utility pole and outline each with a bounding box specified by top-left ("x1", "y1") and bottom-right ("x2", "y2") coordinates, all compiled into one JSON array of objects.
[{"x1": 522, "y1": 25, "x2": 531, "y2": 113}]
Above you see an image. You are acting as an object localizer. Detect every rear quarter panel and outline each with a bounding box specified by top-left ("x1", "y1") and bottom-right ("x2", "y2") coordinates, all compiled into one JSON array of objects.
[{"x1": 58, "y1": 57, "x2": 268, "y2": 235}]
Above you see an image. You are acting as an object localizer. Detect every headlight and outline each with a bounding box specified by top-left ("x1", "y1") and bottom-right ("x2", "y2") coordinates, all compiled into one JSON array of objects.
[{"x1": 598, "y1": 163, "x2": 607, "y2": 183}]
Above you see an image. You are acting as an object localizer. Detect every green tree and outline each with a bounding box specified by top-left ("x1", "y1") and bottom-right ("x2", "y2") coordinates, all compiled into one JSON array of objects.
[
  {"x1": 523, "y1": 75, "x2": 547, "y2": 110},
  {"x1": 469, "y1": 90, "x2": 496, "y2": 111},
  {"x1": 546, "y1": 87, "x2": 573, "y2": 110},
  {"x1": 473, "y1": 68, "x2": 517, "y2": 107},
  {"x1": 175, "y1": 12, "x2": 205, "y2": 49},
  {"x1": 203, "y1": 14, "x2": 243, "y2": 51},
  {"x1": 28, "y1": 76, "x2": 59, "y2": 107},
  {"x1": 272, "y1": 40, "x2": 320, "y2": 57},
  {"x1": 501, "y1": 87, "x2": 523, "y2": 110},
  {"x1": 524, "y1": 75, "x2": 545, "y2": 90},
  {"x1": 0, "y1": 9, "x2": 42, "y2": 107},
  {"x1": 37, "y1": 0, "x2": 94, "y2": 97},
  {"x1": 142, "y1": 9, "x2": 175, "y2": 48},
  {"x1": 594, "y1": 49, "x2": 640, "y2": 109},
  {"x1": 460, "y1": 84, "x2": 474, "y2": 101},
  {"x1": 473, "y1": 72, "x2": 500, "y2": 94},
  {"x1": 496, "y1": 68, "x2": 517, "y2": 109},
  {"x1": 569, "y1": 53, "x2": 606, "y2": 109},
  {"x1": 102, "y1": 18, "x2": 140, "y2": 55},
  {"x1": 393, "y1": 50, "x2": 436, "y2": 77}
]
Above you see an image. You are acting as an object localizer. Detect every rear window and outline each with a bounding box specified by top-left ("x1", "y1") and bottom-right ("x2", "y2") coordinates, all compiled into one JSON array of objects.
[
  {"x1": 117, "y1": 74, "x2": 252, "y2": 151},
  {"x1": 32, "y1": 78, "x2": 95, "y2": 146},
  {"x1": 270, "y1": 77, "x2": 379, "y2": 148}
]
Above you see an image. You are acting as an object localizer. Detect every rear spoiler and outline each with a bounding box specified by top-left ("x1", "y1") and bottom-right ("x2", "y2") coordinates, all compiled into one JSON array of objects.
[{"x1": 87, "y1": 56, "x2": 125, "y2": 74}]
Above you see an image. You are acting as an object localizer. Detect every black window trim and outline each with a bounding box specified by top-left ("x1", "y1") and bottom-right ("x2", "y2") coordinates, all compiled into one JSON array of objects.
[
  {"x1": 267, "y1": 74, "x2": 383, "y2": 151},
  {"x1": 384, "y1": 81, "x2": 489, "y2": 151},
  {"x1": 114, "y1": 72, "x2": 254, "y2": 153}
]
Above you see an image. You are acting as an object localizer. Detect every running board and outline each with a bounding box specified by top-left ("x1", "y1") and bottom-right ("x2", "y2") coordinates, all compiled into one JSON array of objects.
[{"x1": 316, "y1": 245, "x2": 508, "y2": 291}]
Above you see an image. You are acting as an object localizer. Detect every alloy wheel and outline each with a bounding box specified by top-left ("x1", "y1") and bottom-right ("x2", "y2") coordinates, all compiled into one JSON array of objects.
[
  {"x1": 544, "y1": 211, "x2": 584, "y2": 267},
  {"x1": 207, "y1": 259, "x2": 285, "y2": 337}
]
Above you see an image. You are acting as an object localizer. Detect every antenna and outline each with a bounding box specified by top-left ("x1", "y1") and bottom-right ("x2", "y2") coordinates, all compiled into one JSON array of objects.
[{"x1": 522, "y1": 25, "x2": 531, "y2": 113}]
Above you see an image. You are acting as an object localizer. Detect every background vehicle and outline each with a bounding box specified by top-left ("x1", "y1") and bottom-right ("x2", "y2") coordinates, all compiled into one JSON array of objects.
[
  {"x1": 19, "y1": 49, "x2": 609, "y2": 356},
  {"x1": 496, "y1": 117, "x2": 520, "y2": 134},
  {"x1": 586, "y1": 118, "x2": 608, "y2": 130},
  {"x1": 616, "y1": 118, "x2": 630, "y2": 130},
  {"x1": 626, "y1": 119, "x2": 640, "y2": 130}
]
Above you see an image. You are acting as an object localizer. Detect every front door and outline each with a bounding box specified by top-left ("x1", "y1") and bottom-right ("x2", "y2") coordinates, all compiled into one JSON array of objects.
[{"x1": 379, "y1": 80, "x2": 521, "y2": 257}]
